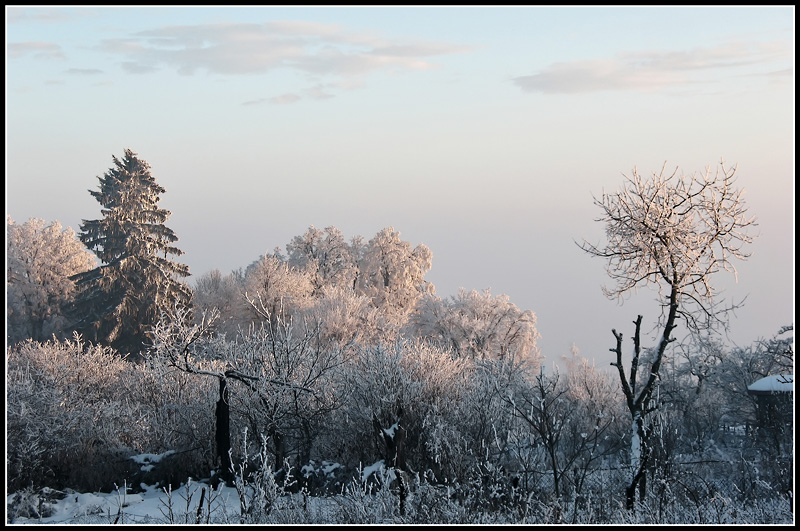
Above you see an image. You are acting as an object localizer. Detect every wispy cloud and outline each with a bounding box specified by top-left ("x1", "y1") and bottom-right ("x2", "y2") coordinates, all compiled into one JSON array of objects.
[
  {"x1": 5, "y1": 6, "x2": 89, "y2": 23},
  {"x1": 513, "y1": 40, "x2": 793, "y2": 94},
  {"x1": 98, "y1": 21, "x2": 468, "y2": 79},
  {"x1": 305, "y1": 84, "x2": 336, "y2": 100},
  {"x1": 7, "y1": 41, "x2": 66, "y2": 61},
  {"x1": 64, "y1": 68, "x2": 105, "y2": 75},
  {"x1": 120, "y1": 61, "x2": 160, "y2": 74},
  {"x1": 242, "y1": 84, "x2": 337, "y2": 106},
  {"x1": 271, "y1": 94, "x2": 302, "y2": 105}
]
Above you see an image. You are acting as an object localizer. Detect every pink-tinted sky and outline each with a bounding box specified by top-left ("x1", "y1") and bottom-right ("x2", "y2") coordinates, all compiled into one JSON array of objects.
[{"x1": 6, "y1": 6, "x2": 794, "y2": 366}]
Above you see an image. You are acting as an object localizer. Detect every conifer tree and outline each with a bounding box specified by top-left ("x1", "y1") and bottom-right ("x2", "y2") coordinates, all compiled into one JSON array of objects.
[{"x1": 71, "y1": 148, "x2": 191, "y2": 355}]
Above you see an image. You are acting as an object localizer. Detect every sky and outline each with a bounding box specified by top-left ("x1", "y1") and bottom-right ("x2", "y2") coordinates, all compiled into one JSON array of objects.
[{"x1": 5, "y1": 6, "x2": 795, "y2": 369}]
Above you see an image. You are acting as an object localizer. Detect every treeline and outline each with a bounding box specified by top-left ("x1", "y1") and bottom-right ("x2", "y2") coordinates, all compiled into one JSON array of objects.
[
  {"x1": 6, "y1": 150, "x2": 793, "y2": 523},
  {"x1": 6, "y1": 318, "x2": 793, "y2": 523}
]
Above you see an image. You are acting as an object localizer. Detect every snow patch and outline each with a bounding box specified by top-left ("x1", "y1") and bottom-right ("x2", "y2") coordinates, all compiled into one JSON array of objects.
[
  {"x1": 130, "y1": 450, "x2": 176, "y2": 464},
  {"x1": 361, "y1": 460, "x2": 385, "y2": 482},
  {"x1": 747, "y1": 374, "x2": 793, "y2": 394}
]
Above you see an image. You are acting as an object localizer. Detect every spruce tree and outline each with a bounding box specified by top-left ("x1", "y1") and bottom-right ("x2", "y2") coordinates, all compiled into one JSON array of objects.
[{"x1": 71, "y1": 148, "x2": 191, "y2": 356}]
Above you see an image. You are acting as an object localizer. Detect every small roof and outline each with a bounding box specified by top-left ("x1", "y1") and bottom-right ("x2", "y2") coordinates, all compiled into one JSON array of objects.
[{"x1": 747, "y1": 374, "x2": 794, "y2": 395}]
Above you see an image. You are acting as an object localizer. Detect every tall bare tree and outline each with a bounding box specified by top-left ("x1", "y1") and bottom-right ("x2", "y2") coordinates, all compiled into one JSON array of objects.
[{"x1": 578, "y1": 159, "x2": 756, "y2": 509}]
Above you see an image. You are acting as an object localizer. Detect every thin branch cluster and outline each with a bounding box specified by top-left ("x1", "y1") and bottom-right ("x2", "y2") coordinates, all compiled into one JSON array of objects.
[{"x1": 579, "y1": 160, "x2": 756, "y2": 331}]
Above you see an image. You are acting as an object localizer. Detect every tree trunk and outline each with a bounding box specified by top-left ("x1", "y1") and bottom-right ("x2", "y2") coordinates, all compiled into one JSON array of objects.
[
  {"x1": 625, "y1": 414, "x2": 649, "y2": 510},
  {"x1": 271, "y1": 427, "x2": 286, "y2": 473},
  {"x1": 215, "y1": 377, "x2": 232, "y2": 482},
  {"x1": 611, "y1": 314, "x2": 666, "y2": 511},
  {"x1": 373, "y1": 406, "x2": 408, "y2": 515}
]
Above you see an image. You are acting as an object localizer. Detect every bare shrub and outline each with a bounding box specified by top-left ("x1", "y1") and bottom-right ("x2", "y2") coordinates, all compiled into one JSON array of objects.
[{"x1": 6, "y1": 335, "x2": 216, "y2": 492}]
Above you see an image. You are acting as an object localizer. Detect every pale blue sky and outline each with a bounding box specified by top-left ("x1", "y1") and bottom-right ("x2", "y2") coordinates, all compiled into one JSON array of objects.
[{"x1": 6, "y1": 6, "x2": 795, "y2": 366}]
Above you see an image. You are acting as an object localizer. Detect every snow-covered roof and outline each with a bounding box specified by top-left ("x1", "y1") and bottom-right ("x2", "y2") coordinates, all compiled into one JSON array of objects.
[{"x1": 747, "y1": 374, "x2": 794, "y2": 395}]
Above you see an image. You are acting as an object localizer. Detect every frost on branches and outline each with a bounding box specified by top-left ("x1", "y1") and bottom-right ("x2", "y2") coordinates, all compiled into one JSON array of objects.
[
  {"x1": 357, "y1": 227, "x2": 433, "y2": 330},
  {"x1": 286, "y1": 225, "x2": 360, "y2": 294},
  {"x1": 6, "y1": 216, "x2": 97, "y2": 344},
  {"x1": 579, "y1": 159, "x2": 757, "y2": 510},
  {"x1": 409, "y1": 288, "x2": 542, "y2": 369},
  {"x1": 580, "y1": 159, "x2": 756, "y2": 333}
]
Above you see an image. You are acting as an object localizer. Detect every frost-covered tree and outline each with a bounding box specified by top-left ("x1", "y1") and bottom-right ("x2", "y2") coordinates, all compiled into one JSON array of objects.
[
  {"x1": 578, "y1": 159, "x2": 756, "y2": 510},
  {"x1": 409, "y1": 288, "x2": 541, "y2": 368},
  {"x1": 357, "y1": 227, "x2": 433, "y2": 332},
  {"x1": 192, "y1": 258, "x2": 316, "y2": 340},
  {"x1": 654, "y1": 334, "x2": 729, "y2": 453},
  {"x1": 70, "y1": 149, "x2": 191, "y2": 356},
  {"x1": 7, "y1": 216, "x2": 97, "y2": 344},
  {"x1": 710, "y1": 325, "x2": 794, "y2": 429},
  {"x1": 286, "y1": 226, "x2": 359, "y2": 294},
  {"x1": 7, "y1": 334, "x2": 217, "y2": 493},
  {"x1": 560, "y1": 347, "x2": 627, "y2": 494},
  {"x1": 191, "y1": 268, "x2": 246, "y2": 338},
  {"x1": 302, "y1": 285, "x2": 382, "y2": 347},
  {"x1": 243, "y1": 252, "x2": 314, "y2": 325},
  {"x1": 331, "y1": 340, "x2": 476, "y2": 478},
  {"x1": 149, "y1": 305, "x2": 347, "y2": 481},
  {"x1": 580, "y1": 159, "x2": 756, "y2": 333},
  {"x1": 756, "y1": 324, "x2": 794, "y2": 376}
]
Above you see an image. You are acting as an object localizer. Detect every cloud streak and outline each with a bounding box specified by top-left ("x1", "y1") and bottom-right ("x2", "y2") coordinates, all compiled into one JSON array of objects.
[
  {"x1": 99, "y1": 21, "x2": 468, "y2": 79},
  {"x1": 7, "y1": 41, "x2": 66, "y2": 61},
  {"x1": 514, "y1": 40, "x2": 792, "y2": 94},
  {"x1": 64, "y1": 68, "x2": 104, "y2": 75},
  {"x1": 6, "y1": 6, "x2": 90, "y2": 24},
  {"x1": 241, "y1": 83, "x2": 337, "y2": 106}
]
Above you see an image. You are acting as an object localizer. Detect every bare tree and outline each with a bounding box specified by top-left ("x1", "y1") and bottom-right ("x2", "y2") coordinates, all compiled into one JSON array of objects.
[
  {"x1": 578, "y1": 159, "x2": 756, "y2": 510},
  {"x1": 149, "y1": 304, "x2": 347, "y2": 483},
  {"x1": 503, "y1": 367, "x2": 621, "y2": 504}
]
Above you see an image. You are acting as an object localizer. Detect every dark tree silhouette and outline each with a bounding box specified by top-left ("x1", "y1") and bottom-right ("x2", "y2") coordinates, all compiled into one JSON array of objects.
[{"x1": 71, "y1": 148, "x2": 191, "y2": 356}]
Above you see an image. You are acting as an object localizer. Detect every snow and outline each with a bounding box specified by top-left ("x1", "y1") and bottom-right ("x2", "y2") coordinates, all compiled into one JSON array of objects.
[
  {"x1": 630, "y1": 415, "x2": 641, "y2": 482},
  {"x1": 301, "y1": 459, "x2": 343, "y2": 478},
  {"x1": 361, "y1": 460, "x2": 386, "y2": 483},
  {"x1": 7, "y1": 477, "x2": 243, "y2": 525},
  {"x1": 130, "y1": 450, "x2": 177, "y2": 473},
  {"x1": 321, "y1": 461, "x2": 342, "y2": 475},
  {"x1": 8, "y1": 458, "x2": 379, "y2": 525},
  {"x1": 384, "y1": 422, "x2": 400, "y2": 438},
  {"x1": 747, "y1": 374, "x2": 793, "y2": 394}
]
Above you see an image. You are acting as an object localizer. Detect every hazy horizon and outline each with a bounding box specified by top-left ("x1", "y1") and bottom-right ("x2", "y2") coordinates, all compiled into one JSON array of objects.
[{"x1": 6, "y1": 6, "x2": 795, "y2": 366}]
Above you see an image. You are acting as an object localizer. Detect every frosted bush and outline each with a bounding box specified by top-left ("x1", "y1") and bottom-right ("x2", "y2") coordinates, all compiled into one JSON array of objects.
[{"x1": 7, "y1": 336, "x2": 216, "y2": 492}]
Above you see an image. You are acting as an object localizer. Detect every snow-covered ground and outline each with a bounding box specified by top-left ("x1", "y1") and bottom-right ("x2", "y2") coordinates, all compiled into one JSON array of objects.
[
  {"x1": 8, "y1": 479, "x2": 244, "y2": 525},
  {"x1": 8, "y1": 450, "x2": 794, "y2": 525},
  {"x1": 8, "y1": 449, "x2": 241, "y2": 524},
  {"x1": 7, "y1": 451, "x2": 390, "y2": 525}
]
